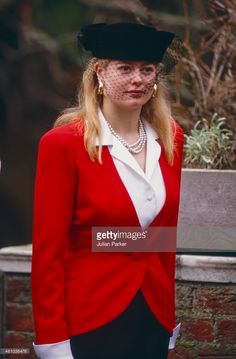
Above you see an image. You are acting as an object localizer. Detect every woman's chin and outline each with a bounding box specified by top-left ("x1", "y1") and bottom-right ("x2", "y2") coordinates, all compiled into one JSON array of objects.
[{"x1": 110, "y1": 97, "x2": 151, "y2": 110}]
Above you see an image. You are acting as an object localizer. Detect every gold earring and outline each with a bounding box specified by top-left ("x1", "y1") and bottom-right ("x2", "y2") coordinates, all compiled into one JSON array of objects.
[
  {"x1": 98, "y1": 81, "x2": 104, "y2": 95},
  {"x1": 152, "y1": 83, "x2": 158, "y2": 98}
]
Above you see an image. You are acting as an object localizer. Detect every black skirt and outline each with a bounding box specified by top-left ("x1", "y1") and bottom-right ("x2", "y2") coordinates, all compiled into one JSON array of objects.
[{"x1": 70, "y1": 290, "x2": 170, "y2": 359}]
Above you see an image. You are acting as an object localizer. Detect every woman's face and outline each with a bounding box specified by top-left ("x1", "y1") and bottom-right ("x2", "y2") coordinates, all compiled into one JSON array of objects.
[{"x1": 97, "y1": 61, "x2": 157, "y2": 109}]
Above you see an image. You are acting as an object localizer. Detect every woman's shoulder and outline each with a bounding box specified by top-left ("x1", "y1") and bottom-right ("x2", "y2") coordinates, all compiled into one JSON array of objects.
[
  {"x1": 39, "y1": 120, "x2": 85, "y2": 147},
  {"x1": 170, "y1": 117, "x2": 184, "y2": 143}
]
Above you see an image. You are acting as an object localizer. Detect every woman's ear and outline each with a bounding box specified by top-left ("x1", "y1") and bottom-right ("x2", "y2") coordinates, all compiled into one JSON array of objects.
[{"x1": 95, "y1": 63, "x2": 105, "y2": 82}]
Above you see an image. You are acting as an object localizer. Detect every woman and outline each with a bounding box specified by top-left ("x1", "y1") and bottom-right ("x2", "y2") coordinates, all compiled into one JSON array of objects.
[{"x1": 31, "y1": 22, "x2": 184, "y2": 359}]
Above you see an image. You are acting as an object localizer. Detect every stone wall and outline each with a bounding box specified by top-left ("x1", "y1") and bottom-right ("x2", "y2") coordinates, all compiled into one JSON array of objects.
[
  {"x1": 172, "y1": 281, "x2": 236, "y2": 358},
  {"x1": 3, "y1": 273, "x2": 36, "y2": 359}
]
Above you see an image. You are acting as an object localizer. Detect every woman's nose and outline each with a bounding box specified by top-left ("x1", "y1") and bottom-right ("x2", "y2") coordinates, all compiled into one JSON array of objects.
[{"x1": 131, "y1": 69, "x2": 142, "y2": 83}]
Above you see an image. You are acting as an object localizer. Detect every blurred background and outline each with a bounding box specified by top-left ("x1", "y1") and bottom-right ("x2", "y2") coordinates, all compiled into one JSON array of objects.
[{"x1": 0, "y1": 0, "x2": 235, "y2": 248}]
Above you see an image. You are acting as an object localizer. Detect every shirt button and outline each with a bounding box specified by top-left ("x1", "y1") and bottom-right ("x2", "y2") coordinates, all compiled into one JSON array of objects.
[{"x1": 147, "y1": 194, "x2": 153, "y2": 201}]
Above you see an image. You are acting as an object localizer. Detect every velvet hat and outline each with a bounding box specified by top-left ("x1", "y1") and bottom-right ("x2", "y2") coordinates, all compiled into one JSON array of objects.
[{"x1": 77, "y1": 22, "x2": 176, "y2": 63}]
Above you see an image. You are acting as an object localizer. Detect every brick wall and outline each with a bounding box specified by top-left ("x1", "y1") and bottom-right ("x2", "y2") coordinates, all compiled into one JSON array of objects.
[
  {"x1": 2, "y1": 273, "x2": 36, "y2": 359},
  {"x1": 170, "y1": 282, "x2": 236, "y2": 359},
  {"x1": 1, "y1": 272, "x2": 236, "y2": 358}
]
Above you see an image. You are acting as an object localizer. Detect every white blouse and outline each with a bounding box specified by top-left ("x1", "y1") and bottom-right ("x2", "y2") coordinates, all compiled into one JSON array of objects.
[
  {"x1": 33, "y1": 110, "x2": 180, "y2": 358},
  {"x1": 97, "y1": 109, "x2": 166, "y2": 229}
]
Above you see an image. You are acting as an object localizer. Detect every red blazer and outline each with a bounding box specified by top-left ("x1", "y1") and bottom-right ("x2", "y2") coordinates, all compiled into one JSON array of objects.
[{"x1": 31, "y1": 119, "x2": 184, "y2": 344}]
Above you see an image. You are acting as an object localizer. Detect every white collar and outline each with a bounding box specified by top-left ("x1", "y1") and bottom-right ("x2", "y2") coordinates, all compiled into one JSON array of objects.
[{"x1": 95, "y1": 109, "x2": 113, "y2": 146}]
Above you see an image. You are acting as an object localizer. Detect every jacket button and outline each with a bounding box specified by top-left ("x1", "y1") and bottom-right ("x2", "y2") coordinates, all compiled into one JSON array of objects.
[{"x1": 132, "y1": 252, "x2": 144, "y2": 260}]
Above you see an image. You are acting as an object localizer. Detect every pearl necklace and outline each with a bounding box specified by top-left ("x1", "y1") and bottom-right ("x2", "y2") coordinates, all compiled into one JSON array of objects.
[{"x1": 105, "y1": 118, "x2": 147, "y2": 154}]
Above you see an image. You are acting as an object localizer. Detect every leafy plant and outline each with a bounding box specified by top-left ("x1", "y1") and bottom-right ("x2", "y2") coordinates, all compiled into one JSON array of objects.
[{"x1": 184, "y1": 113, "x2": 234, "y2": 169}]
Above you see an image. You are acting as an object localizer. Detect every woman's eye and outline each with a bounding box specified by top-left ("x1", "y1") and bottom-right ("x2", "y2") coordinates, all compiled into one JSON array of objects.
[
  {"x1": 142, "y1": 67, "x2": 155, "y2": 74},
  {"x1": 118, "y1": 66, "x2": 131, "y2": 73}
]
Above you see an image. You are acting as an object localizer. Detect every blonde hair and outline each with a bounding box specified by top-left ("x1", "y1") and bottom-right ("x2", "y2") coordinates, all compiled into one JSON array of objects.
[{"x1": 54, "y1": 58, "x2": 175, "y2": 164}]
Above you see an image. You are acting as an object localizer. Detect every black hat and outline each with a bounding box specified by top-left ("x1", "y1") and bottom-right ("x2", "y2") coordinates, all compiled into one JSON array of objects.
[{"x1": 78, "y1": 22, "x2": 175, "y2": 63}]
